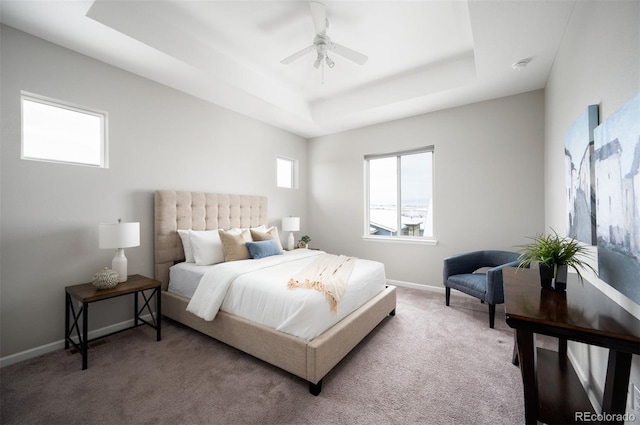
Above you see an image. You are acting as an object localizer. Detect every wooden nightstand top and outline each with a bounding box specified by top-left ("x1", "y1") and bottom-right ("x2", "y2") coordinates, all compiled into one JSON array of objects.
[{"x1": 65, "y1": 274, "x2": 161, "y2": 303}]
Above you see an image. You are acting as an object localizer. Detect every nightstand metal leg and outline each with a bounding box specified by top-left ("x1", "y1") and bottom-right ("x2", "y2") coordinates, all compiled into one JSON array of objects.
[
  {"x1": 65, "y1": 294, "x2": 70, "y2": 349},
  {"x1": 136, "y1": 288, "x2": 162, "y2": 341},
  {"x1": 156, "y1": 287, "x2": 161, "y2": 341},
  {"x1": 134, "y1": 292, "x2": 139, "y2": 327},
  {"x1": 65, "y1": 296, "x2": 84, "y2": 356},
  {"x1": 82, "y1": 303, "x2": 88, "y2": 370}
]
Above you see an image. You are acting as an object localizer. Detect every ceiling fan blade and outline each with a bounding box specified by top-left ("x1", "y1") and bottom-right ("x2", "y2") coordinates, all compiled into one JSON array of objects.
[
  {"x1": 280, "y1": 45, "x2": 315, "y2": 64},
  {"x1": 328, "y1": 42, "x2": 368, "y2": 65},
  {"x1": 309, "y1": 1, "x2": 327, "y2": 35}
]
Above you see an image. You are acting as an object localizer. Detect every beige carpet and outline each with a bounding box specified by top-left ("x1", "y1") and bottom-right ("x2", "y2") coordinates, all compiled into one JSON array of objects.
[{"x1": 1, "y1": 287, "x2": 529, "y2": 424}]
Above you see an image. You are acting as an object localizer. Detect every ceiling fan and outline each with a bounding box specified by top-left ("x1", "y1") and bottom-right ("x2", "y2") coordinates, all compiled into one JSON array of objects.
[{"x1": 280, "y1": 1, "x2": 368, "y2": 69}]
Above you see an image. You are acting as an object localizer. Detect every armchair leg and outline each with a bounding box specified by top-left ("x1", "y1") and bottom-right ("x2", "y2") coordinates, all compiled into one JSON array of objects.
[
  {"x1": 445, "y1": 287, "x2": 450, "y2": 306},
  {"x1": 488, "y1": 304, "x2": 496, "y2": 329}
]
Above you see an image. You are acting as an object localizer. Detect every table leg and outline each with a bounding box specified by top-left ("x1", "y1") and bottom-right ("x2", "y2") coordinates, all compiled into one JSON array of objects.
[
  {"x1": 516, "y1": 329, "x2": 538, "y2": 425},
  {"x1": 82, "y1": 303, "x2": 88, "y2": 370},
  {"x1": 558, "y1": 337, "x2": 567, "y2": 356},
  {"x1": 134, "y1": 292, "x2": 139, "y2": 327},
  {"x1": 156, "y1": 287, "x2": 161, "y2": 341},
  {"x1": 512, "y1": 329, "x2": 519, "y2": 366},
  {"x1": 602, "y1": 350, "x2": 632, "y2": 423},
  {"x1": 65, "y1": 294, "x2": 70, "y2": 349}
]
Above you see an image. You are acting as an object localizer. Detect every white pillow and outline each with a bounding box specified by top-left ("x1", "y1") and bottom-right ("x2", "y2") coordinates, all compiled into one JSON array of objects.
[
  {"x1": 177, "y1": 229, "x2": 195, "y2": 263},
  {"x1": 188, "y1": 229, "x2": 225, "y2": 266},
  {"x1": 228, "y1": 225, "x2": 266, "y2": 235},
  {"x1": 225, "y1": 224, "x2": 267, "y2": 235}
]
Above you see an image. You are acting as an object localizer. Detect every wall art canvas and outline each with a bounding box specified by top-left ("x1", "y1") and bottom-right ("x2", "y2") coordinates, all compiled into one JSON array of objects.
[
  {"x1": 594, "y1": 92, "x2": 640, "y2": 304},
  {"x1": 565, "y1": 105, "x2": 599, "y2": 245}
]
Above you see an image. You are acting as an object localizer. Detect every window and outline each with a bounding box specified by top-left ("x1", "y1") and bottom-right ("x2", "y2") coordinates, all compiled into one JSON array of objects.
[
  {"x1": 21, "y1": 93, "x2": 107, "y2": 167},
  {"x1": 365, "y1": 147, "x2": 434, "y2": 240},
  {"x1": 277, "y1": 157, "x2": 296, "y2": 188}
]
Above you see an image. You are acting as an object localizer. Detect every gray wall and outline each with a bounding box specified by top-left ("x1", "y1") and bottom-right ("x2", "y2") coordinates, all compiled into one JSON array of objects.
[
  {"x1": 0, "y1": 26, "x2": 308, "y2": 358},
  {"x1": 307, "y1": 90, "x2": 545, "y2": 286},
  {"x1": 543, "y1": 0, "x2": 640, "y2": 416}
]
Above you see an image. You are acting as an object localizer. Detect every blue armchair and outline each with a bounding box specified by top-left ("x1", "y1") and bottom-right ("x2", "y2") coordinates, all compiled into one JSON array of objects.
[{"x1": 443, "y1": 250, "x2": 522, "y2": 328}]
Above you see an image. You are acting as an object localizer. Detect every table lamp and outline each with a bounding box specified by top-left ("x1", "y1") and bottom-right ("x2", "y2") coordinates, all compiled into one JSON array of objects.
[
  {"x1": 99, "y1": 219, "x2": 140, "y2": 282},
  {"x1": 281, "y1": 217, "x2": 300, "y2": 251}
]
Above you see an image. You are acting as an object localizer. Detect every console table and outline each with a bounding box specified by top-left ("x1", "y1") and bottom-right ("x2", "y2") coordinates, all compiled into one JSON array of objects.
[{"x1": 503, "y1": 267, "x2": 639, "y2": 425}]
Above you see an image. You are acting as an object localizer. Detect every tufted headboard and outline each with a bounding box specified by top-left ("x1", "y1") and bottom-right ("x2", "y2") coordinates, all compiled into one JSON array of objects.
[{"x1": 154, "y1": 191, "x2": 268, "y2": 290}]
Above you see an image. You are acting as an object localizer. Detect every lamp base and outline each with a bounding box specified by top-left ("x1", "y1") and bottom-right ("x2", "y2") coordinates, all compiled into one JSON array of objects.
[
  {"x1": 112, "y1": 248, "x2": 128, "y2": 283},
  {"x1": 287, "y1": 232, "x2": 295, "y2": 251}
]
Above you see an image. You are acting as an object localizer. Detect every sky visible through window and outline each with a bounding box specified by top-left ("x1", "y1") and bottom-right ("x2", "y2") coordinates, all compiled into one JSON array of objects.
[{"x1": 370, "y1": 152, "x2": 432, "y2": 206}]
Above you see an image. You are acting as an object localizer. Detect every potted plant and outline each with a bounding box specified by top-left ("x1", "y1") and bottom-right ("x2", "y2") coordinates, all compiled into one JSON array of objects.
[
  {"x1": 298, "y1": 235, "x2": 311, "y2": 249},
  {"x1": 517, "y1": 229, "x2": 596, "y2": 291}
]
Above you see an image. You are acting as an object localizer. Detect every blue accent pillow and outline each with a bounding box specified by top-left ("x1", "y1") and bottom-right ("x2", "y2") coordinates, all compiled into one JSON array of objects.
[{"x1": 246, "y1": 239, "x2": 283, "y2": 259}]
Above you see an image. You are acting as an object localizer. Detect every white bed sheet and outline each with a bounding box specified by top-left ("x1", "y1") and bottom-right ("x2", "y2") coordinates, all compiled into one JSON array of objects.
[{"x1": 168, "y1": 249, "x2": 386, "y2": 340}]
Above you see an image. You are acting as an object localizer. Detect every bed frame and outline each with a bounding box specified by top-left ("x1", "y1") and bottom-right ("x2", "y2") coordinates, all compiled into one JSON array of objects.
[{"x1": 154, "y1": 190, "x2": 396, "y2": 395}]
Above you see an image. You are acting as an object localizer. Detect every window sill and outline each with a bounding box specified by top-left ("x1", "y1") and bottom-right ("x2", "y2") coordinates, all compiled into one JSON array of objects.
[{"x1": 361, "y1": 236, "x2": 438, "y2": 246}]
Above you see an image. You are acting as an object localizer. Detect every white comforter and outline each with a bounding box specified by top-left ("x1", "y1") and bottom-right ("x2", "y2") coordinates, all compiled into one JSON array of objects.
[{"x1": 179, "y1": 249, "x2": 386, "y2": 340}]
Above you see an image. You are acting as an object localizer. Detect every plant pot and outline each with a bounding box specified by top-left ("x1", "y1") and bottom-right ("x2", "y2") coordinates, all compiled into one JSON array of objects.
[
  {"x1": 538, "y1": 264, "x2": 554, "y2": 289},
  {"x1": 539, "y1": 263, "x2": 568, "y2": 291},
  {"x1": 554, "y1": 265, "x2": 568, "y2": 292}
]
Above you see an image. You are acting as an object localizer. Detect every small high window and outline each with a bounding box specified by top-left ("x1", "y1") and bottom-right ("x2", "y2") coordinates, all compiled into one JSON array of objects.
[
  {"x1": 21, "y1": 93, "x2": 108, "y2": 167},
  {"x1": 277, "y1": 157, "x2": 296, "y2": 188}
]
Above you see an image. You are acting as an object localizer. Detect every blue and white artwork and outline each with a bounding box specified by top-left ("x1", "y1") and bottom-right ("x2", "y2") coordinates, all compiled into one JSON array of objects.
[
  {"x1": 594, "y1": 92, "x2": 640, "y2": 304},
  {"x1": 565, "y1": 105, "x2": 599, "y2": 245}
]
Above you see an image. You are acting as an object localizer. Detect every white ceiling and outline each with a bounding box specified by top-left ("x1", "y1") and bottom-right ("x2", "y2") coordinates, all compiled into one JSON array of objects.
[{"x1": 0, "y1": 0, "x2": 576, "y2": 138}]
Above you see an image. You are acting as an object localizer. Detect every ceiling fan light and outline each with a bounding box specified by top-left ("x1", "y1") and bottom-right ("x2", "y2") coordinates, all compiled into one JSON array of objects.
[
  {"x1": 314, "y1": 53, "x2": 323, "y2": 69},
  {"x1": 326, "y1": 55, "x2": 335, "y2": 68}
]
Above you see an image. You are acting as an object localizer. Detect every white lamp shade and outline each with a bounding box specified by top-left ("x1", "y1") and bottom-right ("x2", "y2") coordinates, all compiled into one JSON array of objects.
[
  {"x1": 99, "y1": 222, "x2": 140, "y2": 249},
  {"x1": 282, "y1": 217, "x2": 300, "y2": 232}
]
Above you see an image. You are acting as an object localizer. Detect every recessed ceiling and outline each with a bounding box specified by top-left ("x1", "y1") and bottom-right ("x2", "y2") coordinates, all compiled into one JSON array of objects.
[{"x1": 0, "y1": 0, "x2": 576, "y2": 138}]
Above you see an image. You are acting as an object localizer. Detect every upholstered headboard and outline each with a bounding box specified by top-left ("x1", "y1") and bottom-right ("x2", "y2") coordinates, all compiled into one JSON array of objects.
[{"x1": 154, "y1": 191, "x2": 268, "y2": 289}]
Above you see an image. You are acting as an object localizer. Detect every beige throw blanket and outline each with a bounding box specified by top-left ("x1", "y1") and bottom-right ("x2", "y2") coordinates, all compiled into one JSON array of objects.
[{"x1": 287, "y1": 253, "x2": 356, "y2": 314}]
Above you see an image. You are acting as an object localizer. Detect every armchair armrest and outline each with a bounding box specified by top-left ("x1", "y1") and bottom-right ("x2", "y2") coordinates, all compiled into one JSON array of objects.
[{"x1": 486, "y1": 260, "x2": 524, "y2": 303}]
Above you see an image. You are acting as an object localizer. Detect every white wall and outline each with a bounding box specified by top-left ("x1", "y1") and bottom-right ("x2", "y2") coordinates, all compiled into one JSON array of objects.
[
  {"x1": 307, "y1": 90, "x2": 545, "y2": 286},
  {"x1": 544, "y1": 1, "x2": 640, "y2": 418},
  {"x1": 0, "y1": 26, "x2": 308, "y2": 358}
]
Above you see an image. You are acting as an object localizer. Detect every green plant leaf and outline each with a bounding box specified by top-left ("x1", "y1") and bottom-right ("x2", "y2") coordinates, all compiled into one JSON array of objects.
[{"x1": 516, "y1": 228, "x2": 597, "y2": 281}]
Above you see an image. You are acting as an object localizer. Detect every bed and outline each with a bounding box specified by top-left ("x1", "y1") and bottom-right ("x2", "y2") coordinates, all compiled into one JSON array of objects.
[{"x1": 154, "y1": 190, "x2": 396, "y2": 395}]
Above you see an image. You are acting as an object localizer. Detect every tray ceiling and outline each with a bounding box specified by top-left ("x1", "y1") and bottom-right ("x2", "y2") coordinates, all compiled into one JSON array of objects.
[{"x1": 0, "y1": 1, "x2": 576, "y2": 138}]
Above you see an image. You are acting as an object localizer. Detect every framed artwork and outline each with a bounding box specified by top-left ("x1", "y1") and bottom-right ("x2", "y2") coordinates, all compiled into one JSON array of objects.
[
  {"x1": 565, "y1": 105, "x2": 598, "y2": 245},
  {"x1": 594, "y1": 92, "x2": 640, "y2": 304}
]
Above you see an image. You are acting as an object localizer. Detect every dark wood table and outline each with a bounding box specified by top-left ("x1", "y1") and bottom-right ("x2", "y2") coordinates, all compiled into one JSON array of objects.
[
  {"x1": 503, "y1": 267, "x2": 639, "y2": 425},
  {"x1": 65, "y1": 274, "x2": 162, "y2": 369}
]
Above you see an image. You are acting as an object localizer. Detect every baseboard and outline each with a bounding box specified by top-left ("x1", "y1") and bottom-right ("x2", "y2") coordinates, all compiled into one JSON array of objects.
[
  {"x1": 0, "y1": 315, "x2": 153, "y2": 368},
  {"x1": 388, "y1": 280, "x2": 482, "y2": 302},
  {"x1": 386, "y1": 279, "x2": 444, "y2": 292}
]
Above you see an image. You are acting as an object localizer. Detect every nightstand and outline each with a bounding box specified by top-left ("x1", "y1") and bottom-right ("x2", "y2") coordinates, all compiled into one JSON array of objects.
[{"x1": 65, "y1": 274, "x2": 161, "y2": 370}]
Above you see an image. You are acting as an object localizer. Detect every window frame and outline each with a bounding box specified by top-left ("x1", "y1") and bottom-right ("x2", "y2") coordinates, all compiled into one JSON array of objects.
[
  {"x1": 21, "y1": 92, "x2": 108, "y2": 168},
  {"x1": 363, "y1": 146, "x2": 436, "y2": 245}
]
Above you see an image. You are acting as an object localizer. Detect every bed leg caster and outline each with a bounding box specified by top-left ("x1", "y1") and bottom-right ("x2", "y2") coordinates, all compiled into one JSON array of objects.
[
  {"x1": 309, "y1": 380, "x2": 322, "y2": 396},
  {"x1": 389, "y1": 309, "x2": 396, "y2": 316}
]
